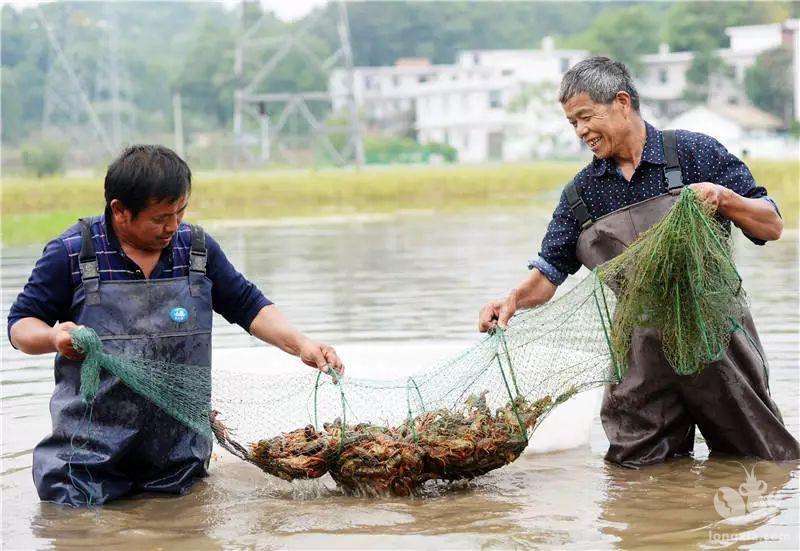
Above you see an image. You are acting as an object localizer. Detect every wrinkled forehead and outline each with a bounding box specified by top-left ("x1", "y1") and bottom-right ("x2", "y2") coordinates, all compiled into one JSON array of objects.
[{"x1": 562, "y1": 93, "x2": 604, "y2": 117}]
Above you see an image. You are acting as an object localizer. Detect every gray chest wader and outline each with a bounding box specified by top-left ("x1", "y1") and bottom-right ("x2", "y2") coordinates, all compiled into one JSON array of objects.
[
  {"x1": 32, "y1": 219, "x2": 214, "y2": 506},
  {"x1": 566, "y1": 130, "x2": 799, "y2": 467}
]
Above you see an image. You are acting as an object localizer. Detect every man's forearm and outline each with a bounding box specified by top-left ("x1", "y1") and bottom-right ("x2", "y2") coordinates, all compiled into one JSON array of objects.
[
  {"x1": 248, "y1": 304, "x2": 307, "y2": 356},
  {"x1": 512, "y1": 268, "x2": 558, "y2": 309},
  {"x1": 720, "y1": 189, "x2": 783, "y2": 242},
  {"x1": 10, "y1": 317, "x2": 58, "y2": 354}
]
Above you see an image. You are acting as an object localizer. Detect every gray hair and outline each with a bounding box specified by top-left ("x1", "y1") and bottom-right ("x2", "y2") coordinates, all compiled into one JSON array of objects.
[{"x1": 559, "y1": 56, "x2": 640, "y2": 111}]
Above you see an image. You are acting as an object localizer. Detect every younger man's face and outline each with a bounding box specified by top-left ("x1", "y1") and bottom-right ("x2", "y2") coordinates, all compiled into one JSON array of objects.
[{"x1": 111, "y1": 195, "x2": 189, "y2": 252}]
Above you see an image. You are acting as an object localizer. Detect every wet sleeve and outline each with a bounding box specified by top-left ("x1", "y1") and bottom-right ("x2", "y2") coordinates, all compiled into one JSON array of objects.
[
  {"x1": 682, "y1": 132, "x2": 778, "y2": 246},
  {"x1": 205, "y1": 233, "x2": 273, "y2": 332},
  {"x1": 527, "y1": 186, "x2": 582, "y2": 285},
  {"x1": 7, "y1": 239, "x2": 74, "y2": 346}
]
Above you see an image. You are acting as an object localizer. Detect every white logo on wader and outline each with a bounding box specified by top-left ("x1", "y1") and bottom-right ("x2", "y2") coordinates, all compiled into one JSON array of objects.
[
  {"x1": 713, "y1": 463, "x2": 769, "y2": 519},
  {"x1": 170, "y1": 306, "x2": 189, "y2": 323}
]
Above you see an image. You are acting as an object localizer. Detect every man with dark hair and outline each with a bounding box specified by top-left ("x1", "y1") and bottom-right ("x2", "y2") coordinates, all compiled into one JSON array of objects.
[
  {"x1": 9, "y1": 144, "x2": 343, "y2": 506},
  {"x1": 479, "y1": 57, "x2": 799, "y2": 466}
]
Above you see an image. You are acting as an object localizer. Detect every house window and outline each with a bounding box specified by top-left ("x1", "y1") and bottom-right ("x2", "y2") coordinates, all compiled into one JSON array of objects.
[
  {"x1": 418, "y1": 74, "x2": 429, "y2": 83},
  {"x1": 658, "y1": 68, "x2": 668, "y2": 84},
  {"x1": 392, "y1": 75, "x2": 399, "y2": 87},
  {"x1": 501, "y1": 69, "x2": 514, "y2": 77},
  {"x1": 489, "y1": 90, "x2": 502, "y2": 109},
  {"x1": 473, "y1": 52, "x2": 481, "y2": 65}
]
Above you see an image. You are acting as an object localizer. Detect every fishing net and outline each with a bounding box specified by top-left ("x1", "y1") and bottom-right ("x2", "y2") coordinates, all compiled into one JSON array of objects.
[
  {"x1": 72, "y1": 271, "x2": 618, "y2": 496},
  {"x1": 597, "y1": 187, "x2": 747, "y2": 376},
  {"x1": 69, "y1": 187, "x2": 744, "y2": 496}
]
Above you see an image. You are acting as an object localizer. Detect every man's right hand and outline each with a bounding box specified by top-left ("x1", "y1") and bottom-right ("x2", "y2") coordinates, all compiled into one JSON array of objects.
[
  {"x1": 478, "y1": 269, "x2": 559, "y2": 333},
  {"x1": 50, "y1": 322, "x2": 85, "y2": 360},
  {"x1": 478, "y1": 291, "x2": 518, "y2": 333}
]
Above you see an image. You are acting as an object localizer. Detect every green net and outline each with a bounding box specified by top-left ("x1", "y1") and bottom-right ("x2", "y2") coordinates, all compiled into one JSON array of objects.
[
  {"x1": 73, "y1": 327, "x2": 213, "y2": 439},
  {"x1": 597, "y1": 187, "x2": 746, "y2": 376},
  {"x1": 71, "y1": 270, "x2": 618, "y2": 496},
  {"x1": 68, "y1": 187, "x2": 745, "y2": 496}
]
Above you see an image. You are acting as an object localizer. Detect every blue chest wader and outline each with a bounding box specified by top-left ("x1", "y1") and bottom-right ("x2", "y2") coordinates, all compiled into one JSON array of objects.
[
  {"x1": 32, "y1": 219, "x2": 214, "y2": 506},
  {"x1": 566, "y1": 130, "x2": 799, "y2": 466}
]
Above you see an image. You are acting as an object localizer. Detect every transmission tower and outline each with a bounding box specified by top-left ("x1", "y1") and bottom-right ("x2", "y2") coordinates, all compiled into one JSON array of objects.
[
  {"x1": 39, "y1": 3, "x2": 134, "y2": 161},
  {"x1": 233, "y1": 0, "x2": 364, "y2": 167}
]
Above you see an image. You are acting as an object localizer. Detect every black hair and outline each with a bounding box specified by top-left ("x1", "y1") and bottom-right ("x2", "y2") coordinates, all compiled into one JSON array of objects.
[{"x1": 104, "y1": 145, "x2": 191, "y2": 219}]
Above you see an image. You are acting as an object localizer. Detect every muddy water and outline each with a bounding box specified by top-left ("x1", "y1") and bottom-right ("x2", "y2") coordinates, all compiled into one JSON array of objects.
[{"x1": 2, "y1": 209, "x2": 798, "y2": 549}]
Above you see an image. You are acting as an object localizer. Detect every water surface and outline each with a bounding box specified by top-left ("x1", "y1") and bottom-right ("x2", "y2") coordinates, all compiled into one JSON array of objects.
[{"x1": 2, "y1": 207, "x2": 798, "y2": 549}]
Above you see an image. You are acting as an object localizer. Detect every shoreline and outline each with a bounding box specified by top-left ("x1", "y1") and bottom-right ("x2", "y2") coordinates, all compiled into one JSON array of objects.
[{"x1": 2, "y1": 161, "x2": 796, "y2": 246}]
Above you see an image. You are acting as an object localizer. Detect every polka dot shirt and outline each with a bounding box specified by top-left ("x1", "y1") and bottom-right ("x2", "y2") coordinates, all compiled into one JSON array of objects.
[{"x1": 529, "y1": 121, "x2": 779, "y2": 285}]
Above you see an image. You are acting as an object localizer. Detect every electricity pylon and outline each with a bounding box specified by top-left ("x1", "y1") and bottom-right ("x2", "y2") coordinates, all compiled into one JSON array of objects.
[
  {"x1": 39, "y1": 2, "x2": 134, "y2": 160},
  {"x1": 233, "y1": 1, "x2": 363, "y2": 167}
]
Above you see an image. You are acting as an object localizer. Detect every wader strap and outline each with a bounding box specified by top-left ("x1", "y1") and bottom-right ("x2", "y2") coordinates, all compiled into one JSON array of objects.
[
  {"x1": 662, "y1": 129, "x2": 683, "y2": 192},
  {"x1": 565, "y1": 179, "x2": 593, "y2": 230},
  {"x1": 189, "y1": 224, "x2": 207, "y2": 297},
  {"x1": 78, "y1": 218, "x2": 101, "y2": 305}
]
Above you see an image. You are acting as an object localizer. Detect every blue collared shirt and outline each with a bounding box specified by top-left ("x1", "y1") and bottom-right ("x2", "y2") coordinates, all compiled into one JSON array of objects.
[
  {"x1": 8, "y1": 213, "x2": 272, "y2": 341},
  {"x1": 529, "y1": 122, "x2": 779, "y2": 285}
]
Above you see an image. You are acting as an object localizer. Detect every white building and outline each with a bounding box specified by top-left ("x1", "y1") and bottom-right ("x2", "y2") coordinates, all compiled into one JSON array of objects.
[
  {"x1": 639, "y1": 19, "x2": 799, "y2": 122},
  {"x1": 330, "y1": 20, "x2": 798, "y2": 163},
  {"x1": 331, "y1": 38, "x2": 588, "y2": 162},
  {"x1": 330, "y1": 58, "x2": 447, "y2": 136},
  {"x1": 665, "y1": 104, "x2": 794, "y2": 158}
]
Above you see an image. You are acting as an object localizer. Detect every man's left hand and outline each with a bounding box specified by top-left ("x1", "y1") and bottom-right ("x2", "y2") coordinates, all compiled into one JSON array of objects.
[
  {"x1": 688, "y1": 182, "x2": 730, "y2": 215},
  {"x1": 299, "y1": 339, "x2": 344, "y2": 376}
]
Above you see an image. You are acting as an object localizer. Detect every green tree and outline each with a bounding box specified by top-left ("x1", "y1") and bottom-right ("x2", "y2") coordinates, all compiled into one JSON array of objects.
[
  {"x1": 336, "y1": 1, "x2": 628, "y2": 66},
  {"x1": 1, "y1": 6, "x2": 49, "y2": 144},
  {"x1": 2, "y1": 0, "x2": 795, "y2": 161},
  {"x1": 665, "y1": 1, "x2": 791, "y2": 52},
  {"x1": 682, "y1": 37, "x2": 725, "y2": 103},
  {"x1": 21, "y1": 140, "x2": 68, "y2": 177},
  {"x1": 564, "y1": 5, "x2": 662, "y2": 74},
  {"x1": 174, "y1": 16, "x2": 237, "y2": 128},
  {"x1": 745, "y1": 47, "x2": 794, "y2": 123}
]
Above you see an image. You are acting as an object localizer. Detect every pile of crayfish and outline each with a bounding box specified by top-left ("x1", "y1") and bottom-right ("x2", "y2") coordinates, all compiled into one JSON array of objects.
[{"x1": 210, "y1": 391, "x2": 555, "y2": 496}]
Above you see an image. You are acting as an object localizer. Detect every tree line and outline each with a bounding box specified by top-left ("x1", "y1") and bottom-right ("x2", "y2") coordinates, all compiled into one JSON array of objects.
[{"x1": 2, "y1": 1, "x2": 796, "y2": 149}]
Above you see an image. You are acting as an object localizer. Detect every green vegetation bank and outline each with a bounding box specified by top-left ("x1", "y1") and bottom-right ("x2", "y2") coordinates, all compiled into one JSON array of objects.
[{"x1": 3, "y1": 161, "x2": 796, "y2": 246}]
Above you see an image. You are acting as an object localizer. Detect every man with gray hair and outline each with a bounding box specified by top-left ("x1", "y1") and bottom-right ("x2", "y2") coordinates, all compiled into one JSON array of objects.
[{"x1": 478, "y1": 56, "x2": 799, "y2": 466}]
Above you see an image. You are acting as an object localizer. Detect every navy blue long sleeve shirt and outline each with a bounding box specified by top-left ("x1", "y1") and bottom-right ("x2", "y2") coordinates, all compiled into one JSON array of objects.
[
  {"x1": 529, "y1": 122, "x2": 779, "y2": 285},
  {"x1": 8, "y1": 213, "x2": 272, "y2": 341}
]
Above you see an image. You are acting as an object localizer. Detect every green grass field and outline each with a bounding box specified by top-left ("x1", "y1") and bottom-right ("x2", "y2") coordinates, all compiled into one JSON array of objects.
[{"x1": 2, "y1": 161, "x2": 797, "y2": 246}]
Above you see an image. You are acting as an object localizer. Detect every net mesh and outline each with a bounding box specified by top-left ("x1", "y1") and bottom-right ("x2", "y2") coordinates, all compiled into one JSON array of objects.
[
  {"x1": 69, "y1": 188, "x2": 743, "y2": 496},
  {"x1": 597, "y1": 187, "x2": 747, "y2": 376},
  {"x1": 72, "y1": 271, "x2": 617, "y2": 496}
]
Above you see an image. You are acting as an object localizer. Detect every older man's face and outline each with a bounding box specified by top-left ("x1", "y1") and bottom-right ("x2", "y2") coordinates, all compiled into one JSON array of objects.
[{"x1": 562, "y1": 93, "x2": 629, "y2": 159}]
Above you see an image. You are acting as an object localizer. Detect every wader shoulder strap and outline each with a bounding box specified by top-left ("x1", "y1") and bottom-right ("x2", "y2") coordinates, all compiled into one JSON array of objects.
[
  {"x1": 188, "y1": 224, "x2": 207, "y2": 297},
  {"x1": 565, "y1": 179, "x2": 593, "y2": 230},
  {"x1": 78, "y1": 218, "x2": 101, "y2": 305},
  {"x1": 566, "y1": 129, "x2": 683, "y2": 230},
  {"x1": 662, "y1": 129, "x2": 683, "y2": 191}
]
